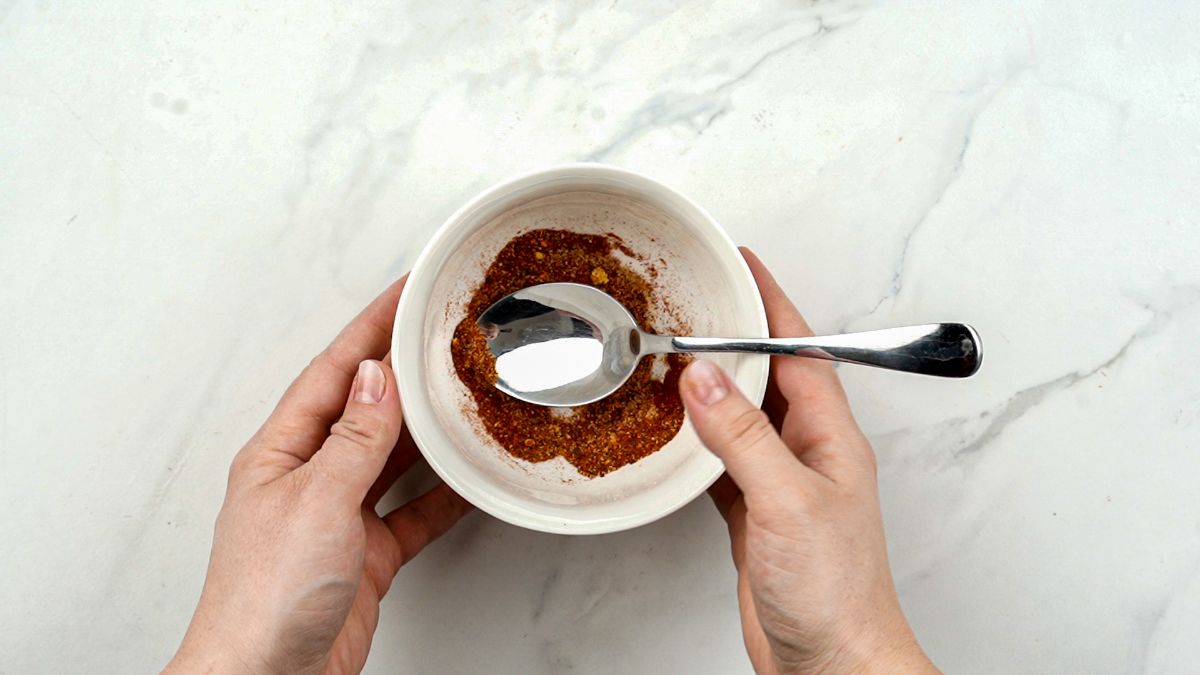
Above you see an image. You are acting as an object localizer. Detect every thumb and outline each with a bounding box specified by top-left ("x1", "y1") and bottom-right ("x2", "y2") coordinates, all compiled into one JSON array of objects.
[
  {"x1": 680, "y1": 360, "x2": 807, "y2": 495},
  {"x1": 309, "y1": 359, "x2": 403, "y2": 504}
]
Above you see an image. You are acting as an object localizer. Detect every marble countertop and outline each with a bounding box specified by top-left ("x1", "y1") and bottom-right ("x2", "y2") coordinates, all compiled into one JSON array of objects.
[{"x1": 4, "y1": 2, "x2": 1199, "y2": 673}]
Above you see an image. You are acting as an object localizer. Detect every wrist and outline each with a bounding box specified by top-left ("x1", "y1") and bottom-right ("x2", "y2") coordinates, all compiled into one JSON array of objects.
[
  {"x1": 837, "y1": 632, "x2": 937, "y2": 675},
  {"x1": 166, "y1": 617, "x2": 271, "y2": 675},
  {"x1": 859, "y1": 639, "x2": 938, "y2": 675},
  {"x1": 165, "y1": 643, "x2": 250, "y2": 675},
  {"x1": 773, "y1": 619, "x2": 937, "y2": 675}
]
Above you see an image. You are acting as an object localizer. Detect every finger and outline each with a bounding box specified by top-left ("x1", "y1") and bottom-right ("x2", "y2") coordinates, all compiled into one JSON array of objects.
[
  {"x1": 741, "y1": 247, "x2": 848, "y2": 401},
  {"x1": 305, "y1": 360, "x2": 404, "y2": 504},
  {"x1": 741, "y1": 248, "x2": 863, "y2": 453},
  {"x1": 381, "y1": 482, "x2": 474, "y2": 571},
  {"x1": 762, "y1": 372, "x2": 788, "y2": 431},
  {"x1": 680, "y1": 359, "x2": 818, "y2": 497},
  {"x1": 364, "y1": 429, "x2": 422, "y2": 508},
  {"x1": 363, "y1": 351, "x2": 421, "y2": 507},
  {"x1": 707, "y1": 474, "x2": 740, "y2": 521},
  {"x1": 259, "y1": 275, "x2": 408, "y2": 465}
]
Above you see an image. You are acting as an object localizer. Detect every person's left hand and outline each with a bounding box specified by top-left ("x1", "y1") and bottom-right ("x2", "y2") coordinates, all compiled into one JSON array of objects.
[{"x1": 166, "y1": 275, "x2": 473, "y2": 675}]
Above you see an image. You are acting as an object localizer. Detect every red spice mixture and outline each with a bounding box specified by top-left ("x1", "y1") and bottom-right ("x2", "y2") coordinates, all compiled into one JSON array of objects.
[{"x1": 450, "y1": 228, "x2": 687, "y2": 477}]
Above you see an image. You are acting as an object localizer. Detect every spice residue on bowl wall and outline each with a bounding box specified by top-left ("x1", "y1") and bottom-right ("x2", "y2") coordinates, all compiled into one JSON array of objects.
[{"x1": 450, "y1": 228, "x2": 688, "y2": 478}]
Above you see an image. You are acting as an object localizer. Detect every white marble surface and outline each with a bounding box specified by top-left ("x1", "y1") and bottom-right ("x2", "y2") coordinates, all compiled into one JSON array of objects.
[{"x1": 3, "y1": 1, "x2": 1200, "y2": 673}]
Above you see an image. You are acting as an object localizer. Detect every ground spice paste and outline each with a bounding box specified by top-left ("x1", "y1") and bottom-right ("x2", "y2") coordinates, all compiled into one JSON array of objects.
[{"x1": 450, "y1": 228, "x2": 687, "y2": 477}]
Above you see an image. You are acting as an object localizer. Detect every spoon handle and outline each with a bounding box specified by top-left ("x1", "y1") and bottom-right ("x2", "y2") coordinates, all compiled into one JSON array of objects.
[{"x1": 665, "y1": 323, "x2": 982, "y2": 378}]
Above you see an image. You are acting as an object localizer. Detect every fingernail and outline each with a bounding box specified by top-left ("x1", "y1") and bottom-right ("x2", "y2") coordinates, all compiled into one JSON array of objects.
[
  {"x1": 352, "y1": 360, "x2": 385, "y2": 404},
  {"x1": 687, "y1": 360, "x2": 728, "y2": 406}
]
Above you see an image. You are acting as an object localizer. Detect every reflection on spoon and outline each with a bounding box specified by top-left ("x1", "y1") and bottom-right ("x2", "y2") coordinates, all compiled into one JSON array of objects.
[{"x1": 495, "y1": 337, "x2": 604, "y2": 393}]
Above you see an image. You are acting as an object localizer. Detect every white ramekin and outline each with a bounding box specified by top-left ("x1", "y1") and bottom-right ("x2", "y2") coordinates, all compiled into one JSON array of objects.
[{"x1": 392, "y1": 164, "x2": 767, "y2": 534}]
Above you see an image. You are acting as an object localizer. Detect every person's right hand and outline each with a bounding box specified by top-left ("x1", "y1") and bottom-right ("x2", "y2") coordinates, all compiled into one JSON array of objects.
[{"x1": 679, "y1": 249, "x2": 938, "y2": 675}]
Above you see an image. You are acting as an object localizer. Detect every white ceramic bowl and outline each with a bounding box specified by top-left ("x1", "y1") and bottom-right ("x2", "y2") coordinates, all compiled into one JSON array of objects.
[{"x1": 392, "y1": 164, "x2": 768, "y2": 534}]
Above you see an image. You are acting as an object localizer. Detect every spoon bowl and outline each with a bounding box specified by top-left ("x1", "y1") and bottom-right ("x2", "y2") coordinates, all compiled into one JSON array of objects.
[
  {"x1": 477, "y1": 283, "x2": 643, "y2": 406},
  {"x1": 479, "y1": 282, "x2": 982, "y2": 407}
]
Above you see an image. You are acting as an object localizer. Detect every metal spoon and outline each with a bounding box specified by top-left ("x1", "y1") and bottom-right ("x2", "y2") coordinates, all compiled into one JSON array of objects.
[{"x1": 476, "y1": 282, "x2": 982, "y2": 407}]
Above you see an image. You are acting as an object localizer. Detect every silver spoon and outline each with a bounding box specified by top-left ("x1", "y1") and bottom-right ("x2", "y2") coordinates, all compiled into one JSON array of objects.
[{"x1": 476, "y1": 282, "x2": 982, "y2": 407}]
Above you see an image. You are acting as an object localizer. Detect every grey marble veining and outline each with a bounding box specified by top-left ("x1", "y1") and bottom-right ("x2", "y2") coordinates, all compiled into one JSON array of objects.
[{"x1": 3, "y1": 1, "x2": 1200, "y2": 673}]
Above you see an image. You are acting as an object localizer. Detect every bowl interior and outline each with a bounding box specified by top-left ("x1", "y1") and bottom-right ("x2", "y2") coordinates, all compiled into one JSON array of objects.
[{"x1": 394, "y1": 167, "x2": 767, "y2": 533}]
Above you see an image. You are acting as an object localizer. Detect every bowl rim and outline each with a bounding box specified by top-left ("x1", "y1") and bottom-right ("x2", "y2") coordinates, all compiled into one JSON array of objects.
[{"x1": 391, "y1": 163, "x2": 768, "y2": 534}]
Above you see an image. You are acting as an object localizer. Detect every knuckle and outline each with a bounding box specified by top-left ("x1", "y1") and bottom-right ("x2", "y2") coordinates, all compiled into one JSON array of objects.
[
  {"x1": 226, "y1": 449, "x2": 255, "y2": 485},
  {"x1": 307, "y1": 350, "x2": 332, "y2": 371},
  {"x1": 859, "y1": 444, "x2": 879, "y2": 477},
  {"x1": 394, "y1": 522, "x2": 431, "y2": 568},
  {"x1": 725, "y1": 407, "x2": 776, "y2": 452},
  {"x1": 835, "y1": 431, "x2": 878, "y2": 479},
  {"x1": 305, "y1": 349, "x2": 351, "y2": 381},
  {"x1": 438, "y1": 487, "x2": 468, "y2": 518},
  {"x1": 410, "y1": 506, "x2": 435, "y2": 541},
  {"x1": 329, "y1": 416, "x2": 380, "y2": 449},
  {"x1": 227, "y1": 452, "x2": 248, "y2": 480}
]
